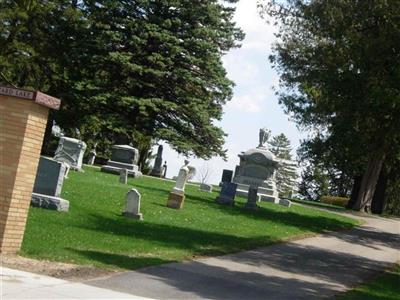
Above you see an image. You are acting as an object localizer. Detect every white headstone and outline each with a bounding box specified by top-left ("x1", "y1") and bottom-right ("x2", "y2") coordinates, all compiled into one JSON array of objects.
[
  {"x1": 123, "y1": 189, "x2": 143, "y2": 220},
  {"x1": 172, "y1": 160, "x2": 190, "y2": 195},
  {"x1": 54, "y1": 137, "x2": 86, "y2": 171}
]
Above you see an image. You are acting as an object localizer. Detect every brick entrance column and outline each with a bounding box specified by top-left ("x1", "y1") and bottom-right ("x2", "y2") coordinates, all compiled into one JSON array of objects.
[{"x1": 0, "y1": 85, "x2": 60, "y2": 254}]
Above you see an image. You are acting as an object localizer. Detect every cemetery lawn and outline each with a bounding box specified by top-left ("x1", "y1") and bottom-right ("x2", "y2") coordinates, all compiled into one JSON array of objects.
[
  {"x1": 336, "y1": 264, "x2": 400, "y2": 300},
  {"x1": 21, "y1": 167, "x2": 360, "y2": 270}
]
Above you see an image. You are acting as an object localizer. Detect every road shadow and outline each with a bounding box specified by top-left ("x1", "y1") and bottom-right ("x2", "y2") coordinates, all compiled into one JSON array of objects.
[{"x1": 88, "y1": 241, "x2": 394, "y2": 300}]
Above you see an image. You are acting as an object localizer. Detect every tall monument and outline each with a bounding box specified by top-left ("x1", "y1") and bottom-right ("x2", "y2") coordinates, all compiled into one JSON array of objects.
[
  {"x1": 232, "y1": 128, "x2": 280, "y2": 203},
  {"x1": 150, "y1": 145, "x2": 163, "y2": 177}
]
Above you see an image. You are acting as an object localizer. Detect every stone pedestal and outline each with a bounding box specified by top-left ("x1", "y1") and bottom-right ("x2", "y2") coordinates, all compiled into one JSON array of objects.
[
  {"x1": 167, "y1": 192, "x2": 185, "y2": 209},
  {"x1": 0, "y1": 86, "x2": 60, "y2": 254}
]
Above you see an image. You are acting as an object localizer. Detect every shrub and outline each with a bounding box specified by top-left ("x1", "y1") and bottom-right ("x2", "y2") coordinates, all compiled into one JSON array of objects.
[{"x1": 320, "y1": 196, "x2": 349, "y2": 207}]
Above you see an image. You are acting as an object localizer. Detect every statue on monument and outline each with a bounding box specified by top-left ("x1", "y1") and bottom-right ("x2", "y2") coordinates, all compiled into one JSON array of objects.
[{"x1": 258, "y1": 128, "x2": 271, "y2": 148}]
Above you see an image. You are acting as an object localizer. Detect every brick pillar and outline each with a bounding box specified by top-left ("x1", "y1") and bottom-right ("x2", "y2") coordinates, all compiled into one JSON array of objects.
[{"x1": 0, "y1": 86, "x2": 60, "y2": 254}]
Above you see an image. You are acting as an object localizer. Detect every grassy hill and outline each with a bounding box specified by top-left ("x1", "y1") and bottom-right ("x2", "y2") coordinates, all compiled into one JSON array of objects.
[{"x1": 21, "y1": 166, "x2": 360, "y2": 270}]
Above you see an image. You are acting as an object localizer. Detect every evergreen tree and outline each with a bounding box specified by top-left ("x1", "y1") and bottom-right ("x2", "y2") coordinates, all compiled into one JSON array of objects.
[
  {"x1": 268, "y1": 133, "x2": 298, "y2": 197},
  {"x1": 0, "y1": 0, "x2": 244, "y2": 161},
  {"x1": 261, "y1": 0, "x2": 400, "y2": 211}
]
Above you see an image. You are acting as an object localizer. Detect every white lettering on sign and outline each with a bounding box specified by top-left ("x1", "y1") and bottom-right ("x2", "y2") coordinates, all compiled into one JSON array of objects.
[{"x1": 0, "y1": 86, "x2": 34, "y2": 100}]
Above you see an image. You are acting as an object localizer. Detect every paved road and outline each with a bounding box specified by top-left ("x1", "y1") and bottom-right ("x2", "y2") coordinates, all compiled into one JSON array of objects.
[
  {"x1": 88, "y1": 210, "x2": 400, "y2": 300},
  {"x1": 1, "y1": 268, "x2": 153, "y2": 299}
]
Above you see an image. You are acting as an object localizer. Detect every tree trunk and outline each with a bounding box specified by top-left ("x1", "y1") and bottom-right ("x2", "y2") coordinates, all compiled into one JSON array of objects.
[
  {"x1": 352, "y1": 151, "x2": 386, "y2": 212},
  {"x1": 371, "y1": 165, "x2": 388, "y2": 214},
  {"x1": 346, "y1": 175, "x2": 362, "y2": 209}
]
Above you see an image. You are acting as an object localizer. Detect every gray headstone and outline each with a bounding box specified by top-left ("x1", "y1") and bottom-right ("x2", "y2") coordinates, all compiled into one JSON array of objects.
[
  {"x1": 87, "y1": 151, "x2": 96, "y2": 165},
  {"x1": 33, "y1": 157, "x2": 66, "y2": 197},
  {"x1": 31, "y1": 156, "x2": 69, "y2": 212},
  {"x1": 54, "y1": 137, "x2": 86, "y2": 171},
  {"x1": 279, "y1": 198, "x2": 292, "y2": 207},
  {"x1": 111, "y1": 145, "x2": 138, "y2": 165},
  {"x1": 150, "y1": 145, "x2": 163, "y2": 177},
  {"x1": 119, "y1": 168, "x2": 128, "y2": 184},
  {"x1": 200, "y1": 183, "x2": 212, "y2": 192},
  {"x1": 245, "y1": 187, "x2": 259, "y2": 210},
  {"x1": 123, "y1": 189, "x2": 143, "y2": 220},
  {"x1": 215, "y1": 182, "x2": 237, "y2": 206},
  {"x1": 101, "y1": 145, "x2": 142, "y2": 177}
]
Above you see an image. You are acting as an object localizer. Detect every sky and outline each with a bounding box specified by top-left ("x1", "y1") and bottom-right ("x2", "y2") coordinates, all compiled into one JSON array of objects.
[{"x1": 154, "y1": 0, "x2": 306, "y2": 185}]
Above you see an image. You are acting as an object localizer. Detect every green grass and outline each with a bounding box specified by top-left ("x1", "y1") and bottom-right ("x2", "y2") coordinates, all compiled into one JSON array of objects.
[
  {"x1": 21, "y1": 167, "x2": 360, "y2": 270},
  {"x1": 337, "y1": 265, "x2": 400, "y2": 300},
  {"x1": 291, "y1": 198, "x2": 347, "y2": 210}
]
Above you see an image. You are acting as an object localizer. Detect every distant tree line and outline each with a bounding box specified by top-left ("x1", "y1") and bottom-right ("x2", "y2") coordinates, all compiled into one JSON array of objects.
[
  {"x1": 260, "y1": 0, "x2": 400, "y2": 214},
  {"x1": 0, "y1": 0, "x2": 244, "y2": 167}
]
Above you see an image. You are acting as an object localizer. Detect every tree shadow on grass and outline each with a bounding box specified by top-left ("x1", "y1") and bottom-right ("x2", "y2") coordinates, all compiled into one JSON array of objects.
[
  {"x1": 73, "y1": 214, "x2": 269, "y2": 256},
  {"x1": 66, "y1": 248, "x2": 172, "y2": 270},
  {"x1": 187, "y1": 193, "x2": 357, "y2": 233},
  {"x1": 71, "y1": 206, "x2": 364, "y2": 262}
]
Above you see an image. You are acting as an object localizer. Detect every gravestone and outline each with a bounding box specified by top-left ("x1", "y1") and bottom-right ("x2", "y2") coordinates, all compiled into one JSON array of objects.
[
  {"x1": 279, "y1": 198, "x2": 292, "y2": 207},
  {"x1": 233, "y1": 128, "x2": 280, "y2": 203},
  {"x1": 87, "y1": 144, "x2": 97, "y2": 166},
  {"x1": 123, "y1": 189, "x2": 143, "y2": 220},
  {"x1": 167, "y1": 160, "x2": 190, "y2": 209},
  {"x1": 219, "y1": 169, "x2": 233, "y2": 187},
  {"x1": 200, "y1": 183, "x2": 212, "y2": 193},
  {"x1": 162, "y1": 161, "x2": 168, "y2": 178},
  {"x1": 54, "y1": 137, "x2": 86, "y2": 171},
  {"x1": 244, "y1": 187, "x2": 260, "y2": 210},
  {"x1": 119, "y1": 168, "x2": 128, "y2": 184},
  {"x1": 171, "y1": 160, "x2": 190, "y2": 195},
  {"x1": 215, "y1": 182, "x2": 237, "y2": 206},
  {"x1": 150, "y1": 145, "x2": 163, "y2": 177},
  {"x1": 101, "y1": 145, "x2": 142, "y2": 177},
  {"x1": 31, "y1": 156, "x2": 69, "y2": 212}
]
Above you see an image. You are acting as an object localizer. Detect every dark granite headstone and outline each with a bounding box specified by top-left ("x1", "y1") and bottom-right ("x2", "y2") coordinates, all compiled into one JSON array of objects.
[
  {"x1": 31, "y1": 156, "x2": 69, "y2": 212},
  {"x1": 150, "y1": 145, "x2": 163, "y2": 177},
  {"x1": 33, "y1": 157, "x2": 66, "y2": 197},
  {"x1": 245, "y1": 187, "x2": 259, "y2": 210},
  {"x1": 215, "y1": 182, "x2": 237, "y2": 206},
  {"x1": 220, "y1": 169, "x2": 233, "y2": 186}
]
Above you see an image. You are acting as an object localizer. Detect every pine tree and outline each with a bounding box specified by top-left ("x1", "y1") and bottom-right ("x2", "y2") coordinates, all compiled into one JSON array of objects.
[
  {"x1": 0, "y1": 0, "x2": 244, "y2": 160},
  {"x1": 268, "y1": 133, "x2": 298, "y2": 197}
]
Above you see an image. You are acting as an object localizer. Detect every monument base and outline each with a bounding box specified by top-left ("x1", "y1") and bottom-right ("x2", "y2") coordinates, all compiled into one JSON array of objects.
[
  {"x1": 31, "y1": 193, "x2": 69, "y2": 212},
  {"x1": 167, "y1": 192, "x2": 185, "y2": 209},
  {"x1": 123, "y1": 212, "x2": 143, "y2": 220},
  {"x1": 215, "y1": 196, "x2": 235, "y2": 206},
  {"x1": 101, "y1": 165, "x2": 142, "y2": 178}
]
